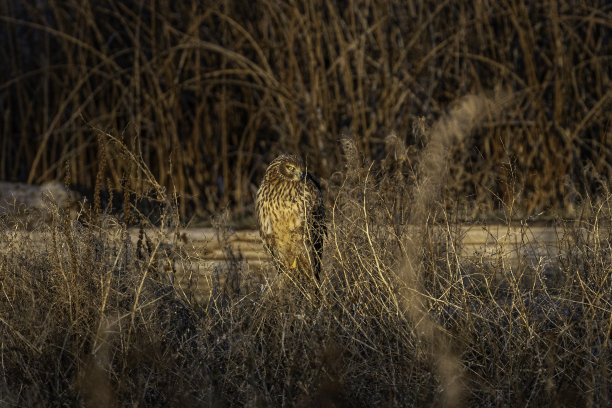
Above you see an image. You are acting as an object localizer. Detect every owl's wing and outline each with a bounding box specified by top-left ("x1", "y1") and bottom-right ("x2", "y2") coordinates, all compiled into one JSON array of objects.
[
  {"x1": 307, "y1": 172, "x2": 327, "y2": 236},
  {"x1": 305, "y1": 175, "x2": 326, "y2": 280}
]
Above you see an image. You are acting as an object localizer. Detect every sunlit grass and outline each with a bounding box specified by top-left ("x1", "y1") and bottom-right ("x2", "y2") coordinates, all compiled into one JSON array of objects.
[{"x1": 1, "y1": 111, "x2": 611, "y2": 406}]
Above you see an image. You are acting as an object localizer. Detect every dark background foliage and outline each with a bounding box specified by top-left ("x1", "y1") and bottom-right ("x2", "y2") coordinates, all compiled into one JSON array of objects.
[{"x1": 1, "y1": 0, "x2": 610, "y2": 220}]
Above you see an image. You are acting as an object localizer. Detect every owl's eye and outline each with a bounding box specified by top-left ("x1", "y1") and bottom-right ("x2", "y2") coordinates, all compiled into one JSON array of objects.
[{"x1": 287, "y1": 165, "x2": 295, "y2": 172}]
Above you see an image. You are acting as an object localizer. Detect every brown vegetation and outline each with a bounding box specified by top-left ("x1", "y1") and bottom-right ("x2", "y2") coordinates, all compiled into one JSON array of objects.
[
  {"x1": 1, "y1": 1, "x2": 611, "y2": 406},
  {"x1": 1, "y1": 0, "x2": 610, "y2": 219},
  {"x1": 1, "y1": 118, "x2": 611, "y2": 406}
]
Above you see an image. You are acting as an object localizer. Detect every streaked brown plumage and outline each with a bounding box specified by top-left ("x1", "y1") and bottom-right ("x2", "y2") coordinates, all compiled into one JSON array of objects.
[{"x1": 256, "y1": 154, "x2": 325, "y2": 280}]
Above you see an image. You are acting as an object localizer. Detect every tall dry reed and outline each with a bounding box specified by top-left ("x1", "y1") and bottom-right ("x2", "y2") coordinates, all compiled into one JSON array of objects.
[{"x1": 1, "y1": 0, "x2": 610, "y2": 218}]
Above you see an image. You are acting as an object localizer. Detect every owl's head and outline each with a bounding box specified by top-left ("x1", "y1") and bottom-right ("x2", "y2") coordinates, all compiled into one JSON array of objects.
[{"x1": 268, "y1": 154, "x2": 306, "y2": 182}]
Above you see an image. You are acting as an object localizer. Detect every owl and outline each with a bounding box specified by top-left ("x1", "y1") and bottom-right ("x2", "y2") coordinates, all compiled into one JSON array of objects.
[{"x1": 255, "y1": 154, "x2": 325, "y2": 281}]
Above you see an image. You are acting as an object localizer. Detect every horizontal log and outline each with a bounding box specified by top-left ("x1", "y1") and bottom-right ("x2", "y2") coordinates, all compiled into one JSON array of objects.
[
  {"x1": 1, "y1": 225, "x2": 577, "y2": 262},
  {"x1": 1, "y1": 224, "x2": 592, "y2": 301},
  {"x1": 130, "y1": 225, "x2": 582, "y2": 267}
]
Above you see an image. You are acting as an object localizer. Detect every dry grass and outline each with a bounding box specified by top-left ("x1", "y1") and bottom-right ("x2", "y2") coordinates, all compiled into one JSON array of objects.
[
  {"x1": 0, "y1": 0, "x2": 611, "y2": 405},
  {"x1": 1, "y1": 101, "x2": 611, "y2": 407},
  {"x1": 0, "y1": 0, "x2": 610, "y2": 219}
]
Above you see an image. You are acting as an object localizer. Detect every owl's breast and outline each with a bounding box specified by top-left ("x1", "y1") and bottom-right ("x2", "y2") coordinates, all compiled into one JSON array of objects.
[{"x1": 275, "y1": 199, "x2": 305, "y2": 231}]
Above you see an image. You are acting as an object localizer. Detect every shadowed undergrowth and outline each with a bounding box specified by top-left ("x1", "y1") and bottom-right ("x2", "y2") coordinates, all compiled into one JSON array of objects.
[{"x1": 1, "y1": 0, "x2": 610, "y2": 218}]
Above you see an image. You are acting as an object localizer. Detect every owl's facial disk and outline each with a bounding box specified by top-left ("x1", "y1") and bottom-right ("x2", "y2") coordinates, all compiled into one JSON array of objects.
[{"x1": 281, "y1": 162, "x2": 305, "y2": 181}]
